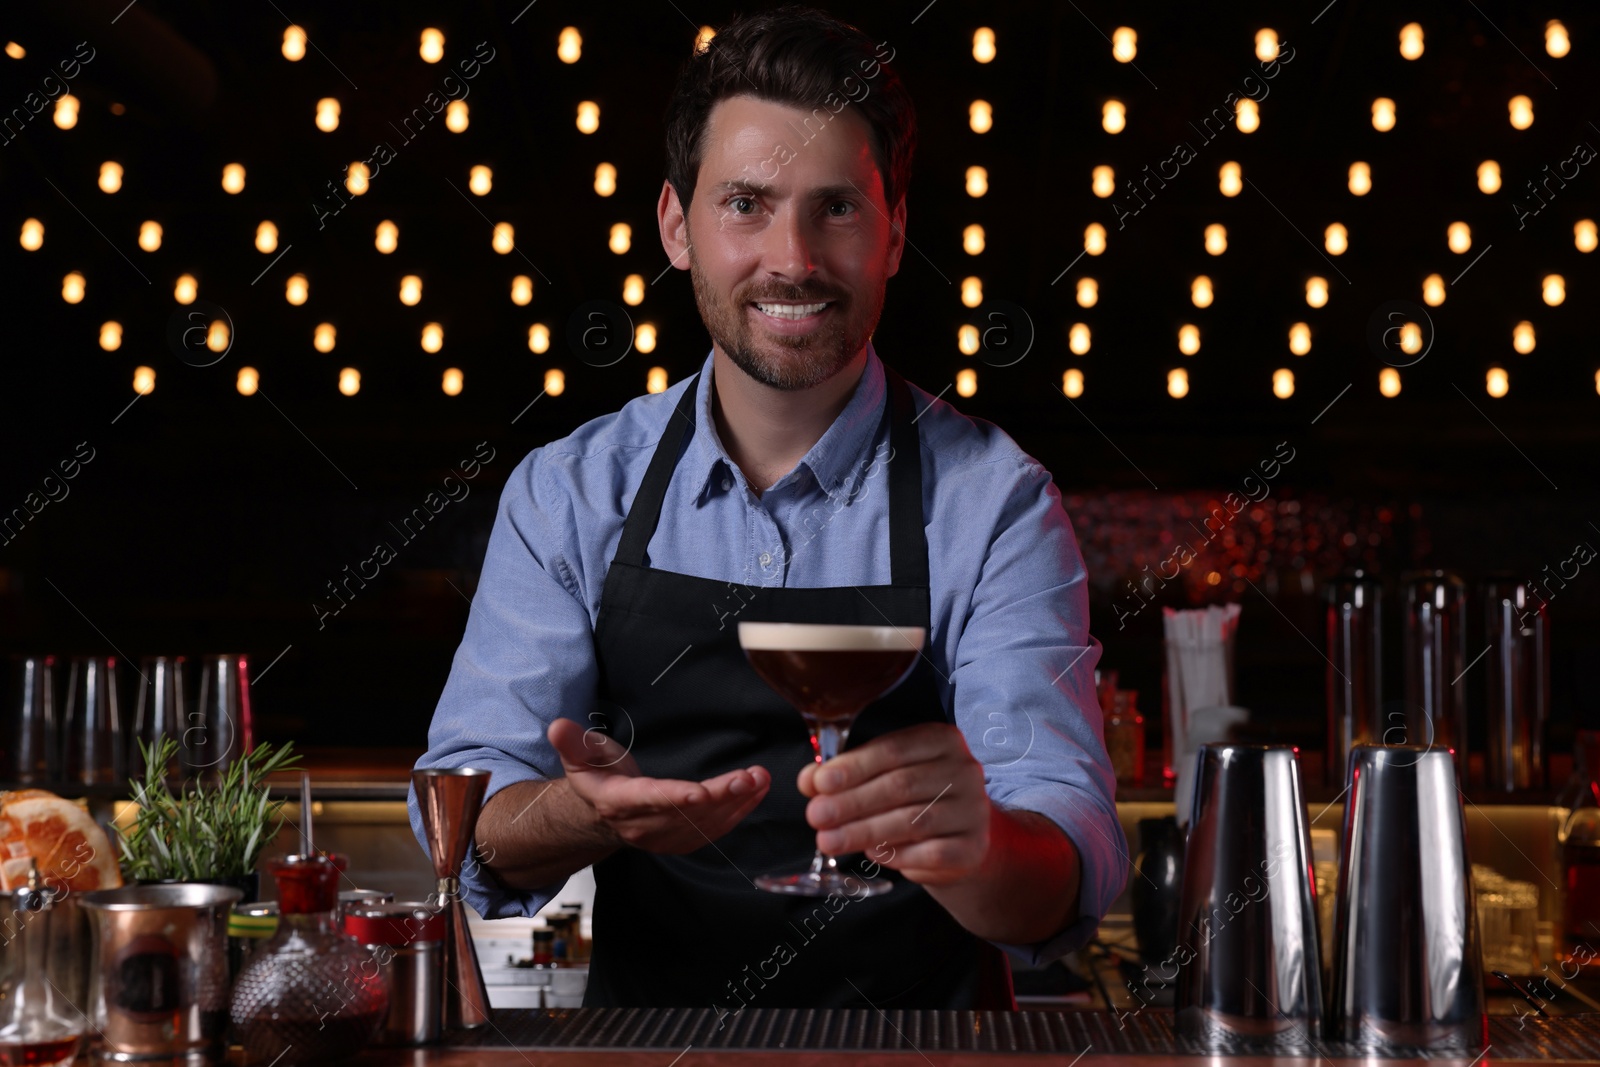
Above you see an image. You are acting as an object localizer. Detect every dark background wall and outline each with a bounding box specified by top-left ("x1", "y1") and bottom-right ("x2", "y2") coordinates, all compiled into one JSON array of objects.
[{"x1": 1, "y1": 1, "x2": 1595, "y2": 758}]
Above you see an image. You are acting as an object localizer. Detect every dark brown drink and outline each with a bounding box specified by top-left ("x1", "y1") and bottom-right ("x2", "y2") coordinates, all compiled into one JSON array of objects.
[{"x1": 744, "y1": 647, "x2": 919, "y2": 724}]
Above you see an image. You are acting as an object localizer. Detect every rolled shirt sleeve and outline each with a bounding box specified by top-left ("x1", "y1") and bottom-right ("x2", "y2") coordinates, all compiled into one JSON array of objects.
[
  {"x1": 943, "y1": 454, "x2": 1126, "y2": 966},
  {"x1": 408, "y1": 446, "x2": 602, "y2": 920}
]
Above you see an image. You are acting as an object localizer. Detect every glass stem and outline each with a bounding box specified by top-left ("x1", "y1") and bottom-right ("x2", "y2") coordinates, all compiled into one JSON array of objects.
[{"x1": 814, "y1": 722, "x2": 851, "y2": 875}]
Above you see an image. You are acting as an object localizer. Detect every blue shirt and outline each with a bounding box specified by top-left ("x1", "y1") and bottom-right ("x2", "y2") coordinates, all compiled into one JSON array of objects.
[{"x1": 409, "y1": 343, "x2": 1125, "y2": 966}]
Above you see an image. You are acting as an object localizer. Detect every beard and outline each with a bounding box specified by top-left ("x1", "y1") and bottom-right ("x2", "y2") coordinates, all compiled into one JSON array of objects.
[{"x1": 688, "y1": 243, "x2": 885, "y2": 392}]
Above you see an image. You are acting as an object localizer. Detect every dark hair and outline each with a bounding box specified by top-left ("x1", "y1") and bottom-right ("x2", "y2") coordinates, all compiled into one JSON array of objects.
[{"x1": 663, "y1": 5, "x2": 916, "y2": 218}]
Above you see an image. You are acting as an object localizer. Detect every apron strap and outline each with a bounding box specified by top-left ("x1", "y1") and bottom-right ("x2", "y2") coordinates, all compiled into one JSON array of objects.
[{"x1": 613, "y1": 375, "x2": 700, "y2": 569}]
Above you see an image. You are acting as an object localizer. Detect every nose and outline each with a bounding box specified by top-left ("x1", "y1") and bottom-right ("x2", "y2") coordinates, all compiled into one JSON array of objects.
[{"x1": 763, "y1": 202, "x2": 818, "y2": 285}]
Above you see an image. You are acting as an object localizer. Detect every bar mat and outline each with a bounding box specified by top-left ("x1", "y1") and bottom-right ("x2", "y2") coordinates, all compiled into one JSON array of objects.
[{"x1": 445, "y1": 1008, "x2": 1600, "y2": 1059}]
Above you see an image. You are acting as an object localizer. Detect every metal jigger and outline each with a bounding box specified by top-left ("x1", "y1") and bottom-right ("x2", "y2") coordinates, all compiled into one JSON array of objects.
[{"x1": 412, "y1": 767, "x2": 493, "y2": 1030}]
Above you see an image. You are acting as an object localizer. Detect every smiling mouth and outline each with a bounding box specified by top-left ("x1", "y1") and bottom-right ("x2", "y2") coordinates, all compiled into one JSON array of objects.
[{"x1": 750, "y1": 300, "x2": 834, "y2": 321}]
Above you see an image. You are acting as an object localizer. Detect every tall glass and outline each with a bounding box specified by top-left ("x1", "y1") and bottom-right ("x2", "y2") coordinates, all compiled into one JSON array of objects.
[{"x1": 737, "y1": 622, "x2": 924, "y2": 898}]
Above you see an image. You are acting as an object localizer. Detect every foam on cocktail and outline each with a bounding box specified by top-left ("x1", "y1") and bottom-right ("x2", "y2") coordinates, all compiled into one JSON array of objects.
[{"x1": 736, "y1": 622, "x2": 925, "y2": 652}]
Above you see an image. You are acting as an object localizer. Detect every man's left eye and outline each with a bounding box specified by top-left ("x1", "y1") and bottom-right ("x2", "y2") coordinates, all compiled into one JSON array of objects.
[{"x1": 829, "y1": 202, "x2": 855, "y2": 217}]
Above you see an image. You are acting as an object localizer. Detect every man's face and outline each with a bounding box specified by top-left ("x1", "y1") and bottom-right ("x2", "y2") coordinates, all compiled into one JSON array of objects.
[{"x1": 660, "y1": 94, "x2": 906, "y2": 391}]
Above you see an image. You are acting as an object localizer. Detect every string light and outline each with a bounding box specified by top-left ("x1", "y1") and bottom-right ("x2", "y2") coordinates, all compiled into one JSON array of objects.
[
  {"x1": 1349, "y1": 162, "x2": 1371, "y2": 195},
  {"x1": 1289, "y1": 322, "x2": 1311, "y2": 355},
  {"x1": 1487, "y1": 366, "x2": 1509, "y2": 398},
  {"x1": 99, "y1": 161, "x2": 122, "y2": 193},
  {"x1": 345, "y1": 161, "x2": 370, "y2": 195},
  {"x1": 961, "y1": 277, "x2": 983, "y2": 308},
  {"x1": 636, "y1": 323, "x2": 658, "y2": 354},
  {"x1": 315, "y1": 323, "x2": 336, "y2": 352},
  {"x1": 1371, "y1": 98, "x2": 1396, "y2": 132},
  {"x1": 339, "y1": 368, "x2": 361, "y2": 396},
  {"x1": 623, "y1": 274, "x2": 644, "y2": 306},
  {"x1": 955, "y1": 369, "x2": 978, "y2": 398},
  {"x1": 559, "y1": 27, "x2": 582, "y2": 63},
  {"x1": 174, "y1": 274, "x2": 197, "y2": 304},
  {"x1": 1380, "y1": 368, "x2": 1401, "y2": 397},
  {"x1": 963, "y1": 224, "x2": 985, "y2": 255},
  {"x1": 544, "y1": 368, "x2": 565, "y2": 396},
  {"x1": 5, "y1": 41, "x2": 24, "y2": 59},
  {"x1": 1273, "y1": 369, "x2": 1295, "y2": 399},
  {"x1": 283, "y1": 26, "x2": 307, "y2": 61},
  {"x1": 1545, "y1": 21, "x2": 1570, "y2": 58},
  {"x1": 1509, "y1": 95, "x2": 1533, "y2": 130},
  {"x1": 469, "y1": 165, "x2": 493, "y2": 196},
  {"x1": 576, "y1": 101, "x2": 600, "y2": 134},
  {"x1": 1084, "y1": 223, "x2": 1106, "y2": 255},
  {"x1": 1324, "y1": 223, "x2": 1348, "y2": 255},
  {"x1": 285, "y1": 273, "x2": 308, "y2": 305},
  {"x1": 1205, "y1": 224, "x2": 1227, "y2": 255},
  {"x1": 1069, "y1": 323, "x2": 1091, "y2": 355},
  {"x1": 133, "y1": 366, "x2": 156, "y2": 395},
  {"x1": 255, "y1": 221, "x2": 278, "y2": 253},
  {"x1": 237, "y1": 367, "x2": 259, "y2": 396},
  {"x1": 1477, "y1": 160, "x2": 1501, "y2": 194},
  {"x1": 99, "y1": 322, "x2": 122, "y2": 351},
  {"x1": 446, "y1": 100, "x2": 469, "y2": 132},
  {"x1": 1063, "y1": 368, "x2": 1084, "y2": 398},
  {"x1": 442, "y1": 368, "x2": 464, "y2": 396},
  {"x1": 958, "y1": 325, "x2": 979, "y2": 355},
  {"x1": 494, "y1": 222, "x2": 516, "y2": 254},
  {"x1": 1092, "y1": 165, "x2": 1115, "y2": 198},
  {"x1": 1191, "y1": 275, "x2": 1213, "y2": 308},
  {"x1": 222, "y1": 163, "x2": 245, "y2": 194},
  {"x1": 1513, "y1": 321, "x2": 1536, "y2": 354},
  {"x1": 594, "y1": 163, "x2": 617, "y2": 197},
  {"x1": 647, "y1": 367, "x2": 669, "y2": 394},
  {"x1": 1255, "y1": 29, "x2": 1279, "y2": 62},
  {"x1": 1236, "y1": 98, "x2": 1259, "y2": 133},
  {"x1": 400, "y1": 275, "x2": 422, "y2": 305},
  {"x1": 1102, "y1": 100, "x2": 1126, "y2": 134},
  {"x1": 1219, "y1": 161, "x2": 1241, "y2": 196},
  {"x1": 972, "y1": 28, "x2": 996, "y2": 63},
  {"x1": 419, "y1": 28, "x2": 445, "y2": 64},
  {"x1": 421, "y1": 323, "x2": 444, "y2": 353},
  {"x1": 695, "y1": 26, "x2": 716, "y2": 54},
  {"x1": 969, "y1": 101, "x2": 993, "y2": 134},
  {"x1": 1399, "y1": 322, "x2": 1422, "y2": 354},
  {"x1": 375, "y1": 220, "x2": 398, "y2": 253},
  {"x1": 1178, "y1": 324, "x2": 1200, "y2": 355},
  {"x1": 1399, "y1": 23, "x2": 1424, "y2": 60},
  {"x1": 315, "y1": 98, "x2": 340, "y2": 132},
  {"x1": 1542, "y1": 274, "x2": 1565, "y2": 306},
  {"x1": 1447, "y1": 222, "x2": 1471, "y2": 253},
  {"x1": 1112, "y1": 27, "x2": 1136, "y2": 63},
  {"x1": 1305, "y1": 277, "x2": 1329, "y2": 307},
  {"x1": 206, "y1": 320, "x2": 229, "y2": 352},
  {"x1": 608, "y1": 223, "x2": 630, "y2": 255},
  {"x1": 1423, "y1": 274, "x2": 1446, "y2": 307},
  {"x1": 53, "y1": 94, "x2": 78, "y2": 129},
  {"x1": 1576, "y1": 219, "x2": 1597, "y2": 252},
  {"x1": 62, "y1": 272, "x2": 85, "y2": 303},
  {"x1": 1076, "y1": 278, "x2": 1097, "y2": 308},
  {"x1": 512, "y1": 276, "x2": 533, "y2": 305},
  {"x1": 1168, "y1": 368, "x2": 1190, "y2": 398},
  {"x1": 966, "y1": 167, "x2": 988, "y2": 197},
  {"x1": 19, "y1": 218, "x2": 43, "y2": 251},
  {"x1": 528, "y1": 324, "x2": 551, "y2": 353}
]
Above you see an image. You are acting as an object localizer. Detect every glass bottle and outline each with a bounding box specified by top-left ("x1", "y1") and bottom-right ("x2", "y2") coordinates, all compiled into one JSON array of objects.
[
  {"x1": 0, "y1": 864, "x2": 84, "y2": 1067},
  {"x1": 229, "y1": 854, "x2": 389, "y2": 1064},
  {"x1": 1558, "y1": 730, "x2": 1600, "y2": 972},
  {"x1": 1104, "y1": 689, "x2": 1146, "y2": 788}
]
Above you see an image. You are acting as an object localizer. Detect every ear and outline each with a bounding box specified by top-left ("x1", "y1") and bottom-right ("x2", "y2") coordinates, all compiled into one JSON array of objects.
[
  {"x1": 658, "y1": 179, "x2": 692, "y2": 272},
  {"x1": 884, "y1": 194, "x2": 907, "y2": 280}
]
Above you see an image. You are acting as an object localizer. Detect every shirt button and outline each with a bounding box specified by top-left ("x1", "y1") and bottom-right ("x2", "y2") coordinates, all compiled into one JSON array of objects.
[
  {"x1": 721, "y1": 477, "x2": 732, "y2": 492},
  {"x1": 759, "y1": 552, "x2": 773, "y2": 567}
]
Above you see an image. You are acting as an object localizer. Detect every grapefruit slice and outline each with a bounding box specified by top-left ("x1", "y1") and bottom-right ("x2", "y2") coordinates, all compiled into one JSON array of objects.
[{"x1": 0, "y1": 789, "x2": 123, "y2": 894}]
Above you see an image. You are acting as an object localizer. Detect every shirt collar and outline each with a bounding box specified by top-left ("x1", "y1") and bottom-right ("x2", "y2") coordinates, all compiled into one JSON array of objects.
[{"x1": 688, "y1": 342, "x2": 888, "y2": 504}]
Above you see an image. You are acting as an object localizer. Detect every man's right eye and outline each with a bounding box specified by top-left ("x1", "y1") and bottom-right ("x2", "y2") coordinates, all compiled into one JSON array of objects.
[{"x1": 730, "y1": 196, "x2": 755, "y2": 214}]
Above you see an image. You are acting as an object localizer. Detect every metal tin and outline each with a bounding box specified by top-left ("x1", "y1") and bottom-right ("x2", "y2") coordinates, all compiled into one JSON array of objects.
[{"x1": 344, "y1": 901, "x2": 445, "y2": 1046}]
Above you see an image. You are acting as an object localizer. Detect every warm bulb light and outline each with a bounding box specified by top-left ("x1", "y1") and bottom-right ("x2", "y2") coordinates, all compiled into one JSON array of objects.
[
  {"x1": 99, "y1": 161, "x2": 123, "y2": 193},
  {"x1": 375, "y1": 220, "x2": 398, "y2": 253},
  {"x1": 958, "y1": 324, "x2": 979, "y2": 356},
  {"x1": 1236, "y1": 98, "x2": 1259, "y2": 133},
  {"x1": 62, "y1": 272, "x2": 85, "y2": 303},
  {"x1": 1178, "y1": 324, "x2": 1200, "y2": 355},
  {"x1": 1577, "y1": 219, "x2": 1598, "y2": 252},
  {"x1": 1509, "y1": 95, "x2": 1533, "y2": 130},
  {"x1": 469, "y1": 165, "x2": 492, "y2": 196},
  {"x1": 446, "y1": 100, "x2": 469, "y2": 132},
  {"x1": 1546, "y1": 20, "x2": 1570, "y2": 58},
  {"x1": 1273, "y1": 368, "x2": 1295, "y2": 399},
  {"x1": 558, "y1": 27, "x2": 582, "y2": 64},
  {"x1": 1112, "y1": 27, "x2": 1137, "y2": 63},
  {"x1": 174, "y1": 274, "x2": 197, "y2": 304},
  {"x1": 594, "y1": 163, "x2": 617, "y2": 197},
  {"x1": 955, "y1": 368, "x2": 978, "y2": 398},
  {"x1": 609, "y1": 222, "x2": 631, "y2": 255},
  {"x1": 1102, "y1": 100, "x2": 1126, "y2": 134},
  {"x1": 1092, "y1": 165, "x2": 1115, "y2": 198},
  {"x1": 4, "y1": 41, "x2": 21, "y2": 60},
  {"x1": 206, "y1": 320, "x2": 229, "y2": 352},
  {"x1": 576, "y1": 101, "x2": 600, "y2": 134},
  {"x1": 511, "y1": 275, "x2": 533, "y2": 305},
  {"x1": 132, "y1": 366, "x2": 155, "y2": 395},
  {"x1": 1477, "y1": 160, "x2": 1501, "y2": 194},
  {"x1": 99, "y1": 321, "x2": 122, "y2": 351},
  {"x1": 1379, "y1": 368, "x2": 1402, "y2": 398},
  {"x1": 1255, "y1": 29, "x2": 1279, "y2": 62},
  {"x1": 1306, "y1": 277, "x2": 1329, "y2": 308},
  {"x1": 1487, "y1": 366, "x2": 1509, "y2": 398},
  {"x1": 1399, "y1": 322, "x2": 1422, "y2": 354},
  {"x1": 400, "y1": 275, "x2": 422, "y2": 305},
  {"x1": 1423, "y1": 274, "x2": 1446, "y2": 307},
  {"x1": 1205, "y1": 223, "x2": 1227, "y2": 255},
  {"x1": 285, "y1": 273, "x2": 308, "y2": 305},
  {"x1": 1076, "y1": 278, "x2": 1097, "y2": 308},
  {"x1": 1324, "y1": 223, "x2": 1347, "y2": 255},
  {"x1": 339, "y1": 368, "x2": 361, "y2": 396},
  {"x1": 544, "y1": 368, "x2": 565, "y2": 396},
  {"x1": 255, "y1": 221, "x2": 278, "y2": 254},
  {"x1": 695, "y1": 26, "x2": 716, "y2": 54},
  {"x1": 345, "y1": 161, "x2": 370, "y2": 195},
  {"x1": 222, "y1": 163, "x2": 245, "y2": 194},
  {"x1": 969, "y1": 100, "x2": 993, "y2": 134},
  {"x1": 622, "y1": 274, "x2": 645, "y2": 306},
  {"x1": 420, "y1": 28, "x2": 445, "y2": 64},
  {"x1": 1063, "y1": 368, "x2": 1084, "y2": 398},
  {"x1": 314, "y1": 323, "x2": 336, "y2": 352},
  {"x1": 647, "y1": 366, "x2": 669, "y2": 394},
  {"x1": 1349, "y1": 161, "x2": 1371, "y2": 195},
  {"x1": 1371, "y1": 97, "x2": 1396, "y2": 132},
  {"x1": 1447, "y1": 221, "x2": 1471, "y2": 254},
  {"x1": 1399, "y1": 23, "x2": 1424, "y2": 60},
  {"x1": 315, "y1": 97, "x2": 340, "y2": 132},
  {"x1": 1084, "y1": 223, "x2": 1106, "y2": 255},
  {"x1": 1289, "y1": 322, "x2": 1311, "y2": 355},
  {"x1": 963, "y1": 224, "x2": 985, "y2": 255},
  {"x1": 972, "y1": 28, "x2": 996, "y2": 63},
  {"x1": 494, "y1": 222, "x2": 515, "y2": 254},
  {"x1": 1191, "y1": 275, "x2": 1214, "y2": 308},
  {"x1": 636, "y1": 323, "x2": 657, "y2": 354},
  {"x1": 528, "y1": 324, "x2": 551, "y2": 354},
  {"x1": 282, "y1": 26, "x2": 306, "y2": 61},
  {"x1": 1168, "y1": 368, "x2": 1189, "y2": 398},
  {"x1": 237, "y1": 367, "x2": 259, "y2": 396},
  {"x1": 442, "y1": 367, "x2": 463, "y2": 396},
  {"x1": 421, "y1": 322, "x2": 444, "y2": 353},
  {"x1": 961, "y1": 277, "x2": 983, "y2": 308},
  {"x1": 1543, "y1": 274, "x2": 1565, "y2": 306},
  {"x1": 1513, "y1": 321, "x2": 1536, "y2": 354},
  {"x1": 1219, "y1": 161, "x2": 1241, "y2": 196},
  {"x1": 1068, "y1": 323, "x2": 1091, "y2": 355},
  {"x1": 19, "y1": 218, "x2": 43, "y2": 251},
  {"x1": 965, "y1": 167, "x2": 988, "y2": 198}
]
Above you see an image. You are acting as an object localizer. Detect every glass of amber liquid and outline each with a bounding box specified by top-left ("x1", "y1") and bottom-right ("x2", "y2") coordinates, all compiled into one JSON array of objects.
[{"x1": 738, "y1": 622, "x2": 924, "y2": 898}]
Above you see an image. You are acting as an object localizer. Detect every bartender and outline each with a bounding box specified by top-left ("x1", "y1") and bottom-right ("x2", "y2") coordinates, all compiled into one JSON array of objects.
[{"x1": 409, "y1": 5, "x2": 1123, "y2": 1012}]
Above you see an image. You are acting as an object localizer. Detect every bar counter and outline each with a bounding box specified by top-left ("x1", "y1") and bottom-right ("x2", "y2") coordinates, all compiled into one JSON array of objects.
[{"x1": 333, "y1": 1008, "x2": 1600, "y2": 1065}]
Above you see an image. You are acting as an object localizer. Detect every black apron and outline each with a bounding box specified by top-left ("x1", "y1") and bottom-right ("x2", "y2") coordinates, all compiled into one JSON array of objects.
[{"x1": 583, "y1": 364, "x2": 1015, "y2": 1011}]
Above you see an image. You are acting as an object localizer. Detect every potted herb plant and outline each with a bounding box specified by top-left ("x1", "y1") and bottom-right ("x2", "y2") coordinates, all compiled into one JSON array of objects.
[{"x1": 117, "y1": 736, "x2": 301, "y2": 902}]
